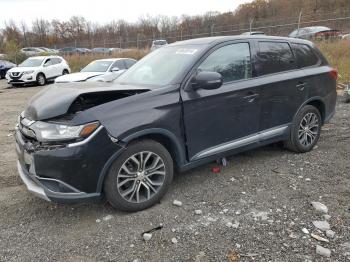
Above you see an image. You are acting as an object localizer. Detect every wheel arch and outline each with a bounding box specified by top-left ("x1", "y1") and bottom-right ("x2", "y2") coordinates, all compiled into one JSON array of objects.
[
  {"x1": 297, "y1": 97, "x2": 326, "y2": 124},
  {"x1": 96, "y1": 128, "x2": 187, "y2": 193},
  {"x1": 121, "y1": 128, "x2": 187, "y2": 170}
]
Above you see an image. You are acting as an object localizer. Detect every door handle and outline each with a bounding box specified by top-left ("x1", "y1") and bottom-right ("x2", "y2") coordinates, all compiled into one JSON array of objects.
[
  {"x1": 243, "y1": 93, "x2": 259, "y2": 102},
  {"x1": 296, "y1": 82, "x2": 307, "y2": 91}
]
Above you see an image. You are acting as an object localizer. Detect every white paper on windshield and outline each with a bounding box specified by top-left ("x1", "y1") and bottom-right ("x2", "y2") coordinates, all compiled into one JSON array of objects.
[{"x1": 175, "y1": 49, "x2": 198, "y2": 55}]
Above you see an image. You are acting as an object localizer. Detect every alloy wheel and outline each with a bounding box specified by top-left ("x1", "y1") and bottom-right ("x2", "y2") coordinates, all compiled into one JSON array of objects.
[
  {"x1": 298, "y1": 112, "x2": 319, "y2": 147},
  {"x1": 38, "y1": 75, "x2": 45, "y2": 85},
  {"x1": 117, "y1": 151, "x2": 166, "y2": 203}
]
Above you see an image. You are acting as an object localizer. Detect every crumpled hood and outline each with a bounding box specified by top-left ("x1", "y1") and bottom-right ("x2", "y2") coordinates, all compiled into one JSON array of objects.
[
  {"x1": 24, "y1": 82, "x2": 150, "y2": 121},
  {"x1": 55, "y1": 72, "x2": 104, "y2": 83}
]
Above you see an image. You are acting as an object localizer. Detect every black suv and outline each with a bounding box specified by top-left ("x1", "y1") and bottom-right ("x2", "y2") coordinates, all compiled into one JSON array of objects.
[{"x1": 16, "y1": 36, "x2": 337, "y2": 211}]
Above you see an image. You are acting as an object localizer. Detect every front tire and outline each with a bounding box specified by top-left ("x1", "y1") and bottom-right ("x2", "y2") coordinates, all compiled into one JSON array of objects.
[
  {"x1": 104, "y1": 140, "x2": 174, "y2": 212},
  {"x1": 36, "y1": 73, "x2": 46, "y2": 86},
  {"x1": 284, "y1": 105, "x2": 322, "y2": 153},
  {"x1": 62, "y1": 69, "x2": 69, "y2": 75}
]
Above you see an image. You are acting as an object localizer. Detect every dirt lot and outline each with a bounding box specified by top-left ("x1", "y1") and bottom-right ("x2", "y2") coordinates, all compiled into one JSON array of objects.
[{"x1": 0, "y1": 79, "x2": 349, "y2": 262}]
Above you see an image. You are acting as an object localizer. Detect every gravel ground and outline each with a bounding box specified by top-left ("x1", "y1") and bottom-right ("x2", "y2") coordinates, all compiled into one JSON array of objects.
[{"x1": 0, "y1": 79, "x2": 349, "y2": 262}]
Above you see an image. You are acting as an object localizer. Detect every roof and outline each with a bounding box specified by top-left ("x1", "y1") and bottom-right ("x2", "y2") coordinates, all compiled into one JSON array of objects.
[
  {"x1": 170, "y1": 35, "x2": 313, "y2": 46},
  {"x1": 94, "y1": 58, "x2": 132, "y2": 62},
  {"x1": 27, "y1": 56, "x2": 63, "y2": 59}
]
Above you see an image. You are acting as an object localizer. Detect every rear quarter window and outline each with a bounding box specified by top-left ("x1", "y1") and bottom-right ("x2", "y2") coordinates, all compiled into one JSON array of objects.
[
  {"x1": 257, "y1": 41, "x2": 296, "y2": 76},
  {"x1": 291, "y1": 43, "x2": 319, "y2": 68}
]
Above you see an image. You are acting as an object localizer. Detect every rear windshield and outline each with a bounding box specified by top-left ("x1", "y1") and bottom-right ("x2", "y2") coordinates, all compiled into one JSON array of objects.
[{"x1": 292, "y1": 43, "x2": 319, "y2": 68}]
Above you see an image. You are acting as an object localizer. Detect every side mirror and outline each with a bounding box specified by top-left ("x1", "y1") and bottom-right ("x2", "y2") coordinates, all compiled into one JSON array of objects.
[
  {"x1": 111, "y1": 67, "x2": 120, "y2": 72},
  {"x1": 191, "y1": 71, "x2": 223, "y2": 90}
]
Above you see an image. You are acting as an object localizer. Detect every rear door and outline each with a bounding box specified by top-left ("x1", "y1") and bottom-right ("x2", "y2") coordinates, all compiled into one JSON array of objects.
[
  {"x1": 51, "y1": 58, "x2": 63, "y2": 77},
  {"x1": 255, "y1": 40, "x2": 304, "y2": 131},
  {"x1": 181, "y1": 41, "x2": 262, "y2": 160},
  {"x1": 43, "y1": 58, "x2": 55, "y2": 78}
]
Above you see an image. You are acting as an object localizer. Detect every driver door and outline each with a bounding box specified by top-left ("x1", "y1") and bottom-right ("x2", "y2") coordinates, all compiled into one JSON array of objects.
[
  {"x1": 43, "y1": 58, "x2": 55, "y2": 78},
  {"x1": 180, "y1": 42, "x2": 262, "y2": 160}
]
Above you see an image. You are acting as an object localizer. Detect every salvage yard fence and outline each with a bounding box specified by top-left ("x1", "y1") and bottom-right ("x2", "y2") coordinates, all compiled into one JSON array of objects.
[{"x1": 57, "y1": 10, "x2": 350, "y2": 50}]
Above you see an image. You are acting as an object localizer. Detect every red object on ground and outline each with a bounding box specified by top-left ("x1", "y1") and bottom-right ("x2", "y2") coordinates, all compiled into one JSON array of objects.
[{"x1": 212, "y1": 167, "x2": 221, "y2": 173}]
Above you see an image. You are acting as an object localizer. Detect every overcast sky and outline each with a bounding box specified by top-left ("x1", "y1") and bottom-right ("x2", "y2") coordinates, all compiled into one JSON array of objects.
[{"x1": 1, "y1": 0, "x2": 251, "y2": 26}]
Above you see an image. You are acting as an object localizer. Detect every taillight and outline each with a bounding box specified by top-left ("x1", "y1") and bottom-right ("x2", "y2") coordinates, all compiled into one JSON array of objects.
[{"x1": 329, "y1": 69, "x2": 338, "y2": 80}]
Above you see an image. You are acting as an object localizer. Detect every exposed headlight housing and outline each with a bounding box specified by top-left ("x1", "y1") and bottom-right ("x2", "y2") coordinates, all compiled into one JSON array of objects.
[
  {"x1": 30, "y1": 121, "x2": 100, "y2": 142},
  {"x1": 23, "y1": 70, "x2": 34, "y2": 75}
]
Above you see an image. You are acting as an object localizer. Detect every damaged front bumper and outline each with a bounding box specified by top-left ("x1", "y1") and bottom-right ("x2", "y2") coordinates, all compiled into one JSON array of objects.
[{"x1": 15, "y1": 122, "x2": 123, "y2": 203}]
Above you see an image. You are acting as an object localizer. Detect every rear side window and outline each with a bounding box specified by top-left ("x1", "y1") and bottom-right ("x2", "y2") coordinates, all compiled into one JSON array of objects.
[
  {"x1": 198, "y1": 43, "x2": 252, "y2": 83},
  {"x1": 52, "y1": 58, "x2": 62, "y2": 65},
  {"x1": 292, "y1": 43, "x2": 319, "y2": 68},
  {"x1": 258, "y1": 41, "x2": 296, "y2": 76},
  {"x1": 111, "y1": 60, "x2": 126, "y2": 70}
]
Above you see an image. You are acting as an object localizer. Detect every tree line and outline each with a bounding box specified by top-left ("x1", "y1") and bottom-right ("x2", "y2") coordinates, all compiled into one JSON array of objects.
[{"x1": 1, "y1": 0, "x2": 350, "y2": 50}]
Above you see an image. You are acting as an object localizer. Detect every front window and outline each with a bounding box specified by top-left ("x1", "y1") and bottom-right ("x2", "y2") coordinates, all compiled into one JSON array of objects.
[
  {"x1": 117, "y1": 45, "x2": 203, "y2": 86},
  {"x1": 81, "y1": 60, "x2": 113, "y2": 72},
  {"x1": 19, "y1": 58, "x2": 44, "y2": 67},
  {"x1": 198, "y1": 43, "x2": 252, "y2": 83}
]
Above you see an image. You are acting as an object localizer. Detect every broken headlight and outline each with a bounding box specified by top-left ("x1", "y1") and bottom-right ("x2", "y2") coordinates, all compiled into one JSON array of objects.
[{"x1": 30, "y1": 121, "x2": 100, "y2": 142}]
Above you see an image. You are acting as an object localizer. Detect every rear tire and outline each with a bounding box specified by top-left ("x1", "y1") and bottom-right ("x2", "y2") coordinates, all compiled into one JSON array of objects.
[
  {"x1": 345, "y1": 91, "x2": 350, "y2": 103},
  {"x1": 62, "y1": 69, "x2": 69, "y2": 75},
  {"x1": 104, "y1": 140, "x2": 174, "y2": 212},
  {"x1": 284, "y1": 105, "x2": 322, "y2": 153},
  {"x1": 36, "y1": 73, "x2": 46, "y2": 86}
]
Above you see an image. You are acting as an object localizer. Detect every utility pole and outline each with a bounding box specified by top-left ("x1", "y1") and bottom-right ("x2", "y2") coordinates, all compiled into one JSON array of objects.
[
  {"x1": 210, "y1": 24, "x2": 215, "y2": 36},
  {"x1": 137, "y1": 33, "x2": 140, "y2": 49},
  {"x1": 249, "y1": 18, "x2": 254, "y2": 34},
  {"x1": 297, "y1": 10, "x2": 302, "y2": 37}
]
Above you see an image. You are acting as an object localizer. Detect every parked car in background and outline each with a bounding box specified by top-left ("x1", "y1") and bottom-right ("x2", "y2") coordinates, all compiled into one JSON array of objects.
[
  {"x1": 55, "y1": 58, "x2": 136, "y2": 83},
  {"x1": 241, "y1": 31, "x2": 265, "y2": 35},
  {"x1": 16, "y1": 36, "x2": 336, "y2": 211},
  {"x1": 77, "y1": 48, "x2": 91, "y2": 53},
  {"x1": 289, "y1": 26, "x2": 341, "y2": 40},
  {"x1": 6, "y1": 56, "x2": 70, "y2": 87},
  {"x1": 342, "y1": 34, "x2": 350, "y2": 40},
  {"x1": 92, "y1": 47, "x2": 112, "y2": 54},
  {"x1": 20, "y1": 47, "x2": 45, "y2": 56},
  {"x1": 0, "y1": 60, "x2": 16, "y2": 79},
  {"x1": 58, "y1": 47, "x2": 89, "y2": 55},
  {"x1": 151, "y1": 39, "x2": 168, "y2": 51}
]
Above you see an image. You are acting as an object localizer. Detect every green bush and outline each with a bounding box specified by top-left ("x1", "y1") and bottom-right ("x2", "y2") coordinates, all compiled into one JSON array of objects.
[{"x1": 4, "y1": 40, "x2": 27, "y2": 64}]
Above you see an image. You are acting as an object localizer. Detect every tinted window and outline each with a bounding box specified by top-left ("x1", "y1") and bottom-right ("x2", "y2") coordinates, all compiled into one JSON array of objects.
[
  {"x1": 125, "y1": 59, "x2": 136, "y2": 68},
  {"x1": 258, "y1": 42, "x2": 296, "y2": 75},
  {"x1": 44, "y1": 59, "x2": 52, "y2": 66},
  {"x1": 292, "y1": 44, "x2": 319, "y2": 68},
  {"x1": 198, "y1": 43, "x2": 252, "y2": 83},
  {"x1": 111, "y1": 60, "x2": 126, "y2": 70},
  {"x1": 52, "y1": 58, "x2": 62, "y2": 65}
]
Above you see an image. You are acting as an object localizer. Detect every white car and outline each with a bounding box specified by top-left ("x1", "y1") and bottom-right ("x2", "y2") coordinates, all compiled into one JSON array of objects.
[
  {"x1": 20, "y1": 47, "x2": 46, "y2": 56},
  {"x1": 151, "y1": 40, "x2": 168, "y2": 51},
  {"x1": 6, "y1": 56, "x2": 70, "y2": 87},
  {"x1": 55, "y1": 58, "x2": 136, "y2": 83}
]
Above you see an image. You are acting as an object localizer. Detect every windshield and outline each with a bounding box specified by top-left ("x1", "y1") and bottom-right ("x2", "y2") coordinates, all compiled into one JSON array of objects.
[
  {"x1": 81, "y1": 60, "x2": 113, "y2": 72},
  {"x1": 116, "y1": 45, "x2": 202, "y2": 86},
  {"x1": 19, "y1": 58, "x2": 44, "y2": 67}
]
